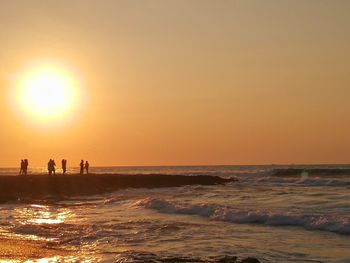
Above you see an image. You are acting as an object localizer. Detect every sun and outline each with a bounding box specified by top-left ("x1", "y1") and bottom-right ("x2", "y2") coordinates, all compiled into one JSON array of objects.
[{"x1": 17, "y1": 64, "x2": 79, "y2": 119}]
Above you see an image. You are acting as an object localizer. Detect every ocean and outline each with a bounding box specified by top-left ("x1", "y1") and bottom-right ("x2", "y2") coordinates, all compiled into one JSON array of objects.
[{"x1": 0, "y1": 165, "x2": 349, "y2": 262}]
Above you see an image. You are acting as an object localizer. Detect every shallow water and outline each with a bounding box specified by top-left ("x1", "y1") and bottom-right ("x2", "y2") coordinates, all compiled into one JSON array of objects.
[{"x1": 0, "y1": 165, "x2": 349, "y2": 262}]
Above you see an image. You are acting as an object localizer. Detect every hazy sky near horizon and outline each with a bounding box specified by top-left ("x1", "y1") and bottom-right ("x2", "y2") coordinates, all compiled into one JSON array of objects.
[{"x1": 1, "y1": 0, "x2": 350, "y2": 167}]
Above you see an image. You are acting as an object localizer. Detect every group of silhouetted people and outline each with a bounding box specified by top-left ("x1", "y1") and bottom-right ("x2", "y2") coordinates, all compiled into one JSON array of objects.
[
  {"x1": 48, "y1": 159, "x2": 56, "y2": 175},
  {"x1": 19, "y1": 159, "x2": 29, "y2": 176},
  {"x1": 80, "y1": 160, "x2": 89, "y2": 174},
  {"x1": 19, "y1": 159, "x2": 90, "y2": 175}
]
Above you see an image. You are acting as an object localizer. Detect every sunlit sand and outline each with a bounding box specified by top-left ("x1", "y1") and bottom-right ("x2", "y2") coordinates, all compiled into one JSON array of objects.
[{"x1": 0, "y1": 238, "x2": 67, "y2": 262}]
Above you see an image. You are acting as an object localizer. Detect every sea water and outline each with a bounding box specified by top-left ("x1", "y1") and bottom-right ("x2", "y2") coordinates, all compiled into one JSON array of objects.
[{"x1": 0, "y1": 165, "x2": 349, "y2": 262}]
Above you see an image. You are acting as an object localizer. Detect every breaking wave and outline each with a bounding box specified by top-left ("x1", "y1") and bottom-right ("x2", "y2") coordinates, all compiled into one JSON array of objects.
[{"x1": 140, "y1": 198, "x2": 350, "y2": 235}]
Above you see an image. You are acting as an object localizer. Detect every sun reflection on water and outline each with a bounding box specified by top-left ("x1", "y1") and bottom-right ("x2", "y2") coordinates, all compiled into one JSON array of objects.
[
  {"x1": 0, "y1": 204, "x2": 97, "y2": 263},
  {"x1": 3, "y1": 204, "x2": 76, "y2": 242},
  {"x1": 19, "y1": 204, "x2": 73, "y2": 225}
]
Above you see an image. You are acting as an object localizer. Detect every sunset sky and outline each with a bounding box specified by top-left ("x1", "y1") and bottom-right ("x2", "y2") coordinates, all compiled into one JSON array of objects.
[{"x1": 1, "y1": 0, "x2": 350, "y2": 167}]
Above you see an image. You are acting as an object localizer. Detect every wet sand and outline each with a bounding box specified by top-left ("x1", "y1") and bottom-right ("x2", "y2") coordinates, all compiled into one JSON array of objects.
[
  {"x1": 0, "y1": 238, "x2": 67, "y2": 261},
  {"x1": 0, "y1": 174, "x2": 235, "y2": 203},
  {"x1": 0, "y1": 237, "x2": 260, "y2": 262}
]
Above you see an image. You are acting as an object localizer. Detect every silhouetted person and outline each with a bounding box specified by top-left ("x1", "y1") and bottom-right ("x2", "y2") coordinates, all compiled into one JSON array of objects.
[
  {"x1": 51, "y1": 159, "x2": 56, "y2": 175},
  {"x1": 85, "y1": 161, "x2": 90, "y2": 174},
  {"x1": 19, "y1": 160, "x2": 24, "y2": 175},
  {"x1": 62, "y1": 159, "x2": 67, "y2": 175},
  {"x1": 23, "y1": 159, "x2": 28, "y2": 176},
  {"x1": 48, "y1": 159, "x2": 56, "y2": 175},
  {"x1": 48, "y1": 159, "x2": 52, "y2": 175},
  {"x1": 80, "y1": 160, "x2": 84, "y2": 174}
]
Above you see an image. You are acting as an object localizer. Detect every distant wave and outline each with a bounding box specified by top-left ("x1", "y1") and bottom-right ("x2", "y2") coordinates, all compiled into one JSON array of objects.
[
  {"x1": 139, "y1": 198, "x2": 350, "y2": 235},
  {"x1": 272, "y1": 168, "x2": 350, "y2": 177},
  {"x1": 232, "y1": 169, "x2": 350, "y2": 187},
  {"x1": 253, "y1": 176, "x2": 350, "y2": 187}
]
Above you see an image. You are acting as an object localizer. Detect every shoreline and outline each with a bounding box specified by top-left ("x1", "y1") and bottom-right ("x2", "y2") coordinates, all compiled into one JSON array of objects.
[
  {"x1": 0, "y1": 237, "x2": 260, "y2": 263},
  {"x1": 0, "y1": 238, "x2": 68, "y2": 261},
  {"x1": 0, "y1": 174, "x2": 235, "y2": 203}
]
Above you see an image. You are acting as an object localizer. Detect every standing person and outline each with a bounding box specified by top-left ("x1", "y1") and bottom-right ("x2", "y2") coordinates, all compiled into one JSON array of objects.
[
  {"x1": 48, "y1": 159, "x2": 52, "y2": 175},
  {"x1": 80, "y1": 160, "x2": 84, "y2": 174},
  {"x1": 85, "y1": 161, "x2": 90, "y2": 174},
  {"x1": 62, "y1": 159, "x2": 67, "y2": 175},
  {"x1": 52, "y1": 159, "x2": 56, "y2": 175},
  {"x1": 23, "y1": 159, "x2": 28, "y2": 176},
  {"x1": 19, "y1": 160, "x2": 24, "y2": 175}
]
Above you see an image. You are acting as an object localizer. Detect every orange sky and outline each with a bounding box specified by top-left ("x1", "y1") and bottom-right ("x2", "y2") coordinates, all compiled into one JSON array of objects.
[{"x1": 1, "y1": 1, "x2": 350, "y2": 167}]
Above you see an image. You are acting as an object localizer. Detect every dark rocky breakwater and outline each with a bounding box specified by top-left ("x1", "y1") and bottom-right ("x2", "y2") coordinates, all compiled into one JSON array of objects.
[{"x1": 0, "y1": 174, "x2": 235, "y2": 203}]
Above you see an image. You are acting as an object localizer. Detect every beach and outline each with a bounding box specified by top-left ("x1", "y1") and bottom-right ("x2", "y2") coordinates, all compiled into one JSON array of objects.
[
  {"x1": 0, "y1": 238, "x2": 68, "y2": 261},
  {"x1": 0, "y1": 165, "x2": 349, "y2": 262},
  {"x1": 2, "y1": 0, "x2": 350, "y2": 261}
]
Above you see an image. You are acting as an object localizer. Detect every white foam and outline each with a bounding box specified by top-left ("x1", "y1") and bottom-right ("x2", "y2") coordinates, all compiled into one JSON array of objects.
[{"x1": 140, "y1": 198, "x2": 350, "y2": 235}]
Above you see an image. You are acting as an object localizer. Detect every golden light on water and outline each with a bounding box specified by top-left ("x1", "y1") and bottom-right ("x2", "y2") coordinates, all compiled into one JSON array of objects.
[
  {"x1": 24, "y1": 204, "x2": 71, "y2": 225},
  {"x1": 0, "y1": 205, "x2": 83, "y2": 263},
  {"x1": 17, "y1": 64, "x2": 79, "y2": 120}
]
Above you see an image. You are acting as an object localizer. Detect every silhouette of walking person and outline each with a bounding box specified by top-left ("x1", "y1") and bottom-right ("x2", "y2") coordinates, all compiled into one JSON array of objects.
[
  {"x1": 85, "y1": 161, "x2": 90, "y2": 174},
  {"x1": 19, "y1": 160, "x2": 24, "y2": 175},
  {"x1": 23, "y1": 159, "x2": 28, "y2": 176},
  {"x1": 62, "y1": 159, "x2": 67, "y2": 175},
  {"x1": 80, "y1": 160, "x2": 84, "y2": 174}
]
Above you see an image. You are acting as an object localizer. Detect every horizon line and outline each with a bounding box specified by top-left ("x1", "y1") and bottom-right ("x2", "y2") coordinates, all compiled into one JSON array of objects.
[{"x1": 1, "y1": 163, "x2": 350, "y2": 169}]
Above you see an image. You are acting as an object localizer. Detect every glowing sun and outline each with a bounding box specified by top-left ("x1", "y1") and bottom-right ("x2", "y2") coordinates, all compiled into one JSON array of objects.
[{"x1": 18, "y1": 65, "x2": 79, "y2": 119}]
